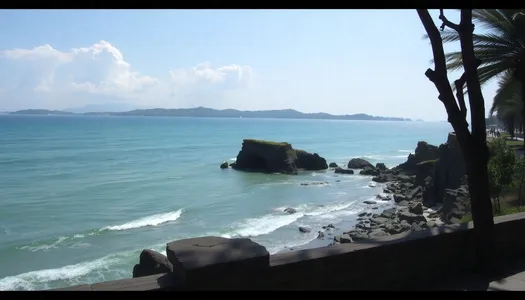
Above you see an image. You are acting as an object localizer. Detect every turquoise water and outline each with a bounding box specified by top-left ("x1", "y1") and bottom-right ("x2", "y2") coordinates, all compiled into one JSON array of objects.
[{"x1": 0, "y1": 115, "x2": 453, "y2": 290}]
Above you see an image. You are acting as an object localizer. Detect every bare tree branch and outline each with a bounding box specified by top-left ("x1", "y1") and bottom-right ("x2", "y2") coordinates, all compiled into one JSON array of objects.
[
  {"x1": 454, "y1": 59, "x2": 483, "y2": 119},
  {"x1": 417, "y1": 9, "x2": 467, "y2": 130},
  {"x1": 439, "y1": 9, "x2": 460, "y2": 31}
]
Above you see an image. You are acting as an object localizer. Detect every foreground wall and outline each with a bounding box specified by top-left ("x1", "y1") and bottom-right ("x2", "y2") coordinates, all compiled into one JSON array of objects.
[{"x1": 54, "y1": 212, "x2": 525, "y2": 291}]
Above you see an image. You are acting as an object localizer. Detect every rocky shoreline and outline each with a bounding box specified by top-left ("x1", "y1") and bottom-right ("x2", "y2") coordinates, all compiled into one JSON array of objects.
[
  {"x1": 132, "y1": 132, "x2": 472, "y2": 278},
  {"x1": 324, "y1": 132, "x2": 470, "y2": 245}
]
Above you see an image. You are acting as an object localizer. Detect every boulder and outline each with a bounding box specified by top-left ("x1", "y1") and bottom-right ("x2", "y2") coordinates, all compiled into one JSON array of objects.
[
  {"x1": 376, "y1": 193, "x2": 392, "y2": 201},
  {"x1": 334, "y1": 167, "x2": 354, "y2": 174},
  {"x1": 231, "y1": 139, "x2": 328, "y2": 175},
  {"x1": 380, "y1": 208, "x2": 397, "y2": 219},
  {"x1": 397, "y1": 211, "x2": 427, "y2": 225},
  {"x1": 329, "y1": 162, "x2": 338, "y2": 168},
  {"x1": 375, "y1": 163, "x2": 387, "y2": 171},
  {"x1": 344, "y1": 230, "x2": 369, "y2": 241},
  {"x1": 284, "y1": 207, "x2": 297, "y2": 214},
  {"x1": 440, "y1": 185, "x2": 470, "y2": 223},
  {"x1": 409, "y1": 202, "x2": 423, "y2": 215},
  {"x1": 132, "y1": 249, "x2": 173, "y2": 278},
  {"x1": 334, "y1": 234, "x2": 353, "y2": 243},
  {"x1": 359, "y1": 167, "x2": 380, "y2": 176},
  {"x1": 299, "y1": 226, "x2": 311, "y2": 233},
  {"x1": 347, "y1": 158, "x2": 374, "y2": 169},
  {"x1": 393, "y1": 194, "x2": 407, "y2": 203},
  {"x1": 406, "y1": 186, "x2": 422, "y2": 200},
  {"x1": 372, "y1": 174, "x2": 390, "y2": 183},
  {"x1": 220, "y1": 162, "x2": 229, "y2": 169}
]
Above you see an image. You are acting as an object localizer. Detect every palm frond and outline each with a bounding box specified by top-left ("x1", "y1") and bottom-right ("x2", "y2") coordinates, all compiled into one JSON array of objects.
[
  {"x1": 490, "y1": 70, "x2": 522, "y2": 118},
  {"x1": 428, "y1": 9, "x2": 525, "y2": 89}
]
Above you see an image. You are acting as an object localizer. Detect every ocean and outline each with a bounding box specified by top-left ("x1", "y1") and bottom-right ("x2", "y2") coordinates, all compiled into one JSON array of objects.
[{"x1": 0, "y1": 115, "x2": 453, "y2": 290}]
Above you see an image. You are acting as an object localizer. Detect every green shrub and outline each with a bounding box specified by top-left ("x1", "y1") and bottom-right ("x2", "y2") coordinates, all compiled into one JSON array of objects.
[
  {"x1": 487, "y1": 137, "x2": 517, "y2": 213},
  {"x1": 513, "y1": 155, "x2": 525, "y2": 210}
]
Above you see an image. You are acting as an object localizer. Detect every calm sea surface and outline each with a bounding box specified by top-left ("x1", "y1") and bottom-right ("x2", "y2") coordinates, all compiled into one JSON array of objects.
[{"x1": 0, "y1": 115, "x2": 453, "y2": 290}]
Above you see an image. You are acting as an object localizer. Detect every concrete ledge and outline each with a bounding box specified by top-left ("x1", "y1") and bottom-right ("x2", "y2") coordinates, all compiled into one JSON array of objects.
[
  {"x1": 52, "y1": 273, "x2": 179, "y2": 291},
  {"x1": 48, "y1": 212, "x2": 525, "y2": 291}
]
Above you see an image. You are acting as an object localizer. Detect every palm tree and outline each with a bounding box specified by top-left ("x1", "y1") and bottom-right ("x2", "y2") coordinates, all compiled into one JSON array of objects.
[
  {"x1": 489, "y1": 70, "x2": 522, "y2": 139},
  {"x1": 433, "y1": 9, "x2": 525, "y2": 146}
]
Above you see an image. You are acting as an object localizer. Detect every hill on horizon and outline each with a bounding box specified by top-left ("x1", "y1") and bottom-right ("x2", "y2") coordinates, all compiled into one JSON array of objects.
[{"x1": 9, "y1": 107, "x2": 413, "y2": 121}]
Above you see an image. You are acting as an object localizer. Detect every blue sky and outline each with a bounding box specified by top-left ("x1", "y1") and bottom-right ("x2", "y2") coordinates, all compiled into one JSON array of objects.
[{"x1": 0, "y1": 9, "x2": 499, "y2": 121}]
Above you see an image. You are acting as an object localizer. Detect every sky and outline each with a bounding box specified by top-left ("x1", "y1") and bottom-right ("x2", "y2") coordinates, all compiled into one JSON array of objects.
[{"x1": 0, "y1": 9, "x2": 501, "y2": 121}]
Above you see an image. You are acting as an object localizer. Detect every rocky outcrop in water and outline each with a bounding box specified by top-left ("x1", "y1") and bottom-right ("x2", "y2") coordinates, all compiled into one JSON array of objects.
[
  {"x1": 230, "y1": 139, "x2": 327, "y2": 175},
  {"x1": 295, "y1": 149, "x2": 328, "y2": 170}
]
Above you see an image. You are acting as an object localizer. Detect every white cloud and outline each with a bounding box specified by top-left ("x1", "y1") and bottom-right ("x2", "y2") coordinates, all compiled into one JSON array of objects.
[{"x1": 0, "y1": 40, "x2": 252, "y2": 111}]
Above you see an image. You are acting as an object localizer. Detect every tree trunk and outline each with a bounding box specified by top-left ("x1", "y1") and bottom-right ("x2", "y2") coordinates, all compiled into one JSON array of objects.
[
  {"x1": 462, "y1": 139, "x2": 495, "y2": 274},
  {"x1": 457, "y1": 10, "x2": 496, "y2": 274},
  {"x1": 417, "y1": 9, "x2": 496, "y2": 273}
]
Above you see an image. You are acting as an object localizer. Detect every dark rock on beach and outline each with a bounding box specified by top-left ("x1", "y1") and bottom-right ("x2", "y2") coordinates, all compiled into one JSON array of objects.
[
  {"x1": 299, "y1": 226, "x2": 311, "y2": 233},
  {"x1": 132, "y1": 249, "x2": 173, "y2": 278},
  {"x1": 220, "y1": 162, "x2": 229, "y2": 169},
  {"x1": 329, "y1": 162, "x2": 339, "y2": 168},
  {"x1": 284, "y1": 207, "x2": 297, "y2": 214},
  {"x1": 334, "y1": 167, "x2": 354, "y2": 174},
  {"x1": 359, "y1": 166, "x2": 380, "y2": 176}
]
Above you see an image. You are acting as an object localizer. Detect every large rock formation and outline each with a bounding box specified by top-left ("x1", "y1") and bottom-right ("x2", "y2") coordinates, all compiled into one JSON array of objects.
[
  {"x1": 230, "y1": 139, "x2": 327, "y2": 175},
  {"x1": 396, "y1": 141, "x2": 440, "y2": 173},
  {"x1": 420, "y1": 133, "x2": 467, "y2": 208}
]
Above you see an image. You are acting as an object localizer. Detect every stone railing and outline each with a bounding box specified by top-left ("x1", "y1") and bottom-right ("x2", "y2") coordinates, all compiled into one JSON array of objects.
[{"x1": 53, "y1": 212, "x2": 525, "y2": 291}]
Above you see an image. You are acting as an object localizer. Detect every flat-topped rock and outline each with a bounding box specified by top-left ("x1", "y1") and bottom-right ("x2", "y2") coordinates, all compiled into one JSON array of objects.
[
  {"x1": 230, "y1": 139, "x2": 327, "y2": 175},
  {"x1": 165, "y1": 236, "x2": 270, "y2": 284}
]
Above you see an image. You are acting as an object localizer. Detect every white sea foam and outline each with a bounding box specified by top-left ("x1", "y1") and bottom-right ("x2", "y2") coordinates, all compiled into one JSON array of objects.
[
  {"x1": 19, "y1": 236, "x2": 69, "y2": 252},
  {"x1": 102, "y1": 209, "x2": 183, "y2": 231},
  {"x1": 0, "y1": 251, "x2": 133, "y2": 291},
  {"x1": 221, "y1": 212, "x2": 305, "y2": 238}
]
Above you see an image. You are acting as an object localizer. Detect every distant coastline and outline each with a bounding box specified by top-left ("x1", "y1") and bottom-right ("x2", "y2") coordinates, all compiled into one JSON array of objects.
[{"x1": 6, "y1": 107, "x2": 413, "y2": 122}]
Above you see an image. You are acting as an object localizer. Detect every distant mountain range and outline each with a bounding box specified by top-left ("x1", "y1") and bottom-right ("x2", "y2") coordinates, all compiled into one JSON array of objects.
[{"x1": 8, "y1": 107, "x2": 413, "y2": 121}]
